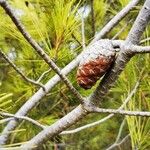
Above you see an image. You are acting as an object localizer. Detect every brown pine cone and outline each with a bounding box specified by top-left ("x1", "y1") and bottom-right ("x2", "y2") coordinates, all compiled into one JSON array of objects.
[{"x1": 77, "y1": 40, "x2": 116, "y2": 89}]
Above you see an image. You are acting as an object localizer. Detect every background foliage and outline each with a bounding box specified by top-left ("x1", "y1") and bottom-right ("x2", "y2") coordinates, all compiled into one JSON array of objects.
[{"x1": 0, "y1": 0, "x2": 149, "y2": 149}]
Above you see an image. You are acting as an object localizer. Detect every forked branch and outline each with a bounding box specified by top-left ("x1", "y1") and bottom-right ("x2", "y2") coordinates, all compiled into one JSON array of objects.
[{"x1": 0, "y1": 0, "x2": 140, "y2": 146}]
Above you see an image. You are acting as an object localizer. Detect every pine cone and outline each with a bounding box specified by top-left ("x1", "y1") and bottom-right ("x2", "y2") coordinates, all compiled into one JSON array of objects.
[{"x1": 77, "y1": 40, "x2": 116, "y2": 89}]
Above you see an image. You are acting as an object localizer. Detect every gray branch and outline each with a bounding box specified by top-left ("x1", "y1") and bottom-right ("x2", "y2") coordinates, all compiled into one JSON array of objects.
[
  {"x1": 109, "y1": 40, "x2": 150, "y2": 53},
  {"x1": 127, "y1": 44, "x2": 150, "y2": 53},
  {"x1": 0, "y1": 0, "x2": 140, "y2": 146},
  {"x1": 88, "y1": 107, "x2": 150, "y2": 117}
]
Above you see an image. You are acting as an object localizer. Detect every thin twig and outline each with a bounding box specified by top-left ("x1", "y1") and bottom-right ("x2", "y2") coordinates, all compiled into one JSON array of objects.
[
  {"x1": 0, "y1": 0, "x2": 84, "y2": 103},
  {"x1": 118, "y1": 134, "x2": 130, "y2": 148},
  {"x1": 117, "y1": 134, "x2": 131, "y2": 149},
  {"x1": 89, "y1": 107, "x2": 150, "y2": 117},
  {"x1": 112, "y1": 19, "x2": 133, "y2": 39},
  {"x1": 107, "y1": 134, "x2": 131, "y2": 150},
  {"x1": 90, "y1": 0, "x2": 95, "y2": 37},
  {"x1": 106, "y1": 119, "x2": 126, "y2": 150},
  {"x1": 0, "y1": 118, "x2": 12, "y2": 124},
  {"x1": 0, "y1": 111, "x2": 46, "y2": 129},
  {"x1": 0, "y1": 50, "x2": 45, "y2": 90},
  {"x1": 140, "y1": 37, "x2": 150, "y2": 44},
  {"x1": 115, "y1": 119, "x2": 126, "y2": 143},
  {"x1": 61, "y1": 81, "x2": 139, "y2": 135},
  {"x1": 36, "y1": 68, "x2": 51, "y2": 83},
  {"x1": 81, "y1": 9, "x2": 86, "y2": 50},
  {"x1": 71, "y1": 33, "x2": 82, "y2": 46}
]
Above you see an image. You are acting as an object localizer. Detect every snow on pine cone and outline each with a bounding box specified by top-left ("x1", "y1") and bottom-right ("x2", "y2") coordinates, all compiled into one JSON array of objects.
[{"x1": 77, "y1": 39, "x2": 116, "y2": 89}]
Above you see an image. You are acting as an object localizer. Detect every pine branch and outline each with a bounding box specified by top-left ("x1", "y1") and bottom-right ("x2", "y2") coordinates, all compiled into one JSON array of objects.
[
  {"x1": 0, "y1": 0, "x2": 139, "y2": 145},
  {"x1": 0, "y1": 49, "x2": 45, "y2": 90}
]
